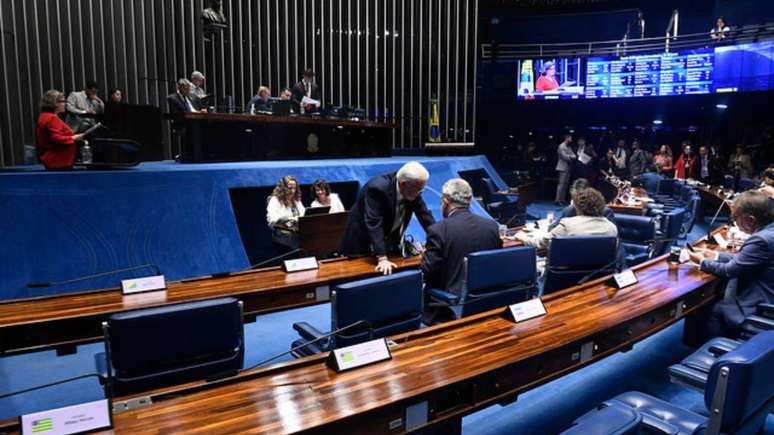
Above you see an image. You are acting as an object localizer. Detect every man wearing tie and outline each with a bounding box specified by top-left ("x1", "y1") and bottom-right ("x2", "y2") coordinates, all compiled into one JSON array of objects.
[
  {"x1": 291, "y1": 69, "x2": 320, "y2": 114},
  {"x1": 166, "y1": 79, "x2": 200, "y2": 114},
  {"x1": 613, "y1": 139, "x2": 628, "y2": 179},
  {"x1": 341, "y1": 161, "x2": 436, "y2": 275},
  {"x1": 554, "y1": 133, "x2": 576, "y2": 206},
  {"x1": 697, "y1": 145, "x2": 715, "y2": 184}
]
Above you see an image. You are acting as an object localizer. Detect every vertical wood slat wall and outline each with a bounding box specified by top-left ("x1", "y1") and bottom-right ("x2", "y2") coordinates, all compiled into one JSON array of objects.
[{"x1": 0, "y1": 0, "x2": 477, "y2": 166}]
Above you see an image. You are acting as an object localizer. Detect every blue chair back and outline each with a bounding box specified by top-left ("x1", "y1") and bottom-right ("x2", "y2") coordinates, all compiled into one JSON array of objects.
[
  {"x1": 652, "y1": 207, "x2": 686, "y2": 256},
  {"x1": 705, "y1": 331, "x2": 774, "y2": 433},
  {"x1": 104, "y1": 297, "x2": 244, "y2": 396},
  {"x1": 657, "y1": 178, "x2": 677, "y2": 196},
  {"x1": 332, "y1": 270, "x2": 423, "y2": 348},
  {"x1": 543, "y1": 236, "x2": 618, "y2": 295},
  {"x1": 461, "y1": 246, "x2": 537, "y2": 317},
  {"x1": 481, "y1": 177, "x2": 508, "y2": 204},
  {"x1": 639, "y1": 172, "x2": 662, "y2": 195},
  {"x1": 738, "y1": 178, "x2": 754, "y2": 191},
  {"x1": 616, "y1": 214, "x2": 656, "y2": 245}
]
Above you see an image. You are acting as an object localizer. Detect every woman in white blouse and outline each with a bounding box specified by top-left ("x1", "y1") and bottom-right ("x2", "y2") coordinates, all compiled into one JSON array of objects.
[
  {"x1": 310, "y1": 178, "x2": 345, "y2": 213},
  {"x1": 266, "y1": 176, "x2": 305, "y2": 250}
]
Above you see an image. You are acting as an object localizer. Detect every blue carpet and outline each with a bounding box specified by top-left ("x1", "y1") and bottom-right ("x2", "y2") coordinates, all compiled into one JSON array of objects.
[{"x1": 2, "y1": 201, "x2": 772, "y2": 433}]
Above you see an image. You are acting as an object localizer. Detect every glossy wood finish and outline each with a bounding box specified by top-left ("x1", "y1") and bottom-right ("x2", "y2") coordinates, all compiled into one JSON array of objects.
[
  {"x1": 608, "y1": 187, "x2": 649, "y2": 215},
  {"x1": 0, "y1": 255, "x2": 418, "y2": 356},
  {"x1": 98, "y1": 236, "x2": 723, "y2": 434},
  {"x1": 182, "y1": 112, "x2": 392, "y2": 129}
]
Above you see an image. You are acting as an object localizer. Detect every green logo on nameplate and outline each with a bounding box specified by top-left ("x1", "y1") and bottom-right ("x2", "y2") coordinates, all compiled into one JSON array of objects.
[
  {"x1": 31, "y1": 418, "x2": 53, "y2": 433},
  {"x1": 341, "y1": 352, "x2": 354, "y2": 363}
]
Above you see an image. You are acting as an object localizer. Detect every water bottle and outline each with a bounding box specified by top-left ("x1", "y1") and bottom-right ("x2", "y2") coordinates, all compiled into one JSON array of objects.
[{"x1": 80, "y1": 142, "x2": 93, "y2": 164}]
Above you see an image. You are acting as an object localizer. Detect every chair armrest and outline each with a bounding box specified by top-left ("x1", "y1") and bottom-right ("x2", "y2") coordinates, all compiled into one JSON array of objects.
[
  {"x1": 428, "y1": 288, "x2": 460, "y2": 305},
  {"x1": 293, "y1": 322, "x2": 324, "y2": 341},
  {"x1": 668, "y1": 364, "x2": 710, "y2": 391},
  {"x1": 707, "y1": 345, "x2": 732, "y2": 356},
  {"x1": 756, "y1": 303, "x2": 774, "y2": 319}
]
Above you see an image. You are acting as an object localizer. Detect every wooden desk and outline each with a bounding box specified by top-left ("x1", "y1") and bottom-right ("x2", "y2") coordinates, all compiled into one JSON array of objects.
[
  {"x1": 0, "y1": 255, "x2": 418, "y2": 356},
  {"x1": 177, "y1": 112, "x2": 393, "y2": 162},
  {"x1": 298, "y1": 212, "x2": 349, "y2": 258},
  {"x1": 96, "y1": 235, "x2": 722, "y2": 434},
  {"x1": 608, "y1": 187, "x2": 649, "y2": 216}
]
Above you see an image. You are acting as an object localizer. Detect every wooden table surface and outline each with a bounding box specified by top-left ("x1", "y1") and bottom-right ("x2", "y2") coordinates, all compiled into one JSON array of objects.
[
  {"x1": 181, "y1": 112, "x2": 393, "y2": 129},
  {"x1": 93, "y1": 234, "x2": 723, "y2": 434},
  {"x1": 0, "y1": 255, "x2": 419, "y2": 355},
  {"x1": 608, "y1": 187, "x2": 650, "y2": 216}
]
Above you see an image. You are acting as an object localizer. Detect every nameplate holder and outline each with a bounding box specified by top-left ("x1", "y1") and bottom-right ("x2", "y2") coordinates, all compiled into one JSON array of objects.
[
  {"x1": 326, "y1": 338, "x2": 392, "y2": 373},
  {"x1": 503, "y1": 298, "x2": 547, "y2": 323},
  {"x1": 20, "y1": 399, "x2": 112, "y2": 435},
  {"x1": 713, "y1": 233, "x2": 728, "y2": 249},
  {"x1": 607, "y1": 269, "x2": 638, "y2": 289},
  {"x1": 282, "y1": 256, "x2": 319, "y2": 273},
  {"x1": 121, "y1": 275, "x2": 166, "y2": 295}
]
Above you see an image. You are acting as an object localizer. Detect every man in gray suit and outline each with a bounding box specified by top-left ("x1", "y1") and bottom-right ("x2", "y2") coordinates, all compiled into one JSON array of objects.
[
  {"x1": 629, "y1": 140, "x2": 647, "y2": 178},
  {"x1": 66, "y1": 80, "x2": 104, "y2": 132},
  {"x1": 554, "y1": 133, "x2": 576, "y2": 206}
]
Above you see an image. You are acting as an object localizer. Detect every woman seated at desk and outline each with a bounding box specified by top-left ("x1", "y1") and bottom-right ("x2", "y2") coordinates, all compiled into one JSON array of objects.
[
  {"x1": 310, "y1": 178, "x2": 345, "y2": 213},
  {"x1": 267, "y1": 176, "x2": 305, "y2": 251}
]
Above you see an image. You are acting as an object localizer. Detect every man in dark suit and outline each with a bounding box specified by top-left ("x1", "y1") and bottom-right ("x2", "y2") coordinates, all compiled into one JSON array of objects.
[
  {"x1": 166, "y1": 79, "x2": 198, "y2": 114},
  {"x1": 291, "y1": 69, "x2": 321, "y2": 114},
  {"x1": 548, "y1": 178, "x2": 616, "y2": 231},
  {"x1": 341, "y1": 161, "x2": 436, "y2": 275},
  {"x1": 421, "y1": 179, "x2": 502, "y2": 296},
  {"x1": 688, "y1": 191, "x2": 774, "y2": 339}
]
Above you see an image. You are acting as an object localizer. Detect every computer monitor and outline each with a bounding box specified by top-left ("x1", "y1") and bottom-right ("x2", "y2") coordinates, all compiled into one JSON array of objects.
[
  {"x1": 304, "y1": 206, "x2": 331, "y2": 216},
  {"x1": 272, "y1": 100, "x2": 291, "y2": 116}
]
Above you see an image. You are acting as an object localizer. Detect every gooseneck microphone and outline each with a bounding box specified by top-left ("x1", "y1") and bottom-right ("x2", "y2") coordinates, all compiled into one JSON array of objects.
[{"x1": 26, "y1": 264, "x2": 162, "y2": 288}]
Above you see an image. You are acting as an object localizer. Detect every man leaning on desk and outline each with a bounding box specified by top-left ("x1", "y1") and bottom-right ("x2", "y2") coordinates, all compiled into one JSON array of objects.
[
  {"x1": 341, "y1": 161, "x2": 436, "y2": 275},
  {"x1": 688, "y1": 190, "x2": 774, "y2": 339},
  {"x1": 291, "y1": 69, "x2": 320, "y2": 114}
]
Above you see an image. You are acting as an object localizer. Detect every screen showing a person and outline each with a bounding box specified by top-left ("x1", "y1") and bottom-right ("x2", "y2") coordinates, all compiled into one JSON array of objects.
[
  {"x1": 517, "y1": 58, "x2": 585, "y2": 100},
  {"x1": 515, "y1": 40, "x2": 774, "y2": 101}
]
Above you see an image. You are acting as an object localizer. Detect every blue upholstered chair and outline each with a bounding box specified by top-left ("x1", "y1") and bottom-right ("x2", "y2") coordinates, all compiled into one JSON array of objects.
[
  {"x1": 560, "y1": 403, "x2": 642, "y2": 435},
  {"x1": 573, "y1": 330, "x2": 774, "y2": 435},
  {"x1": 291, "y1": 270, "x2": 423, "y2": 357},
  {"x1": 737, "y1": 177, "x2": 754, "y2": 191},
  {"x1": 616, "y1": 214, "x2": 656, "y2": 267},
  {"x1": 668, "y1": 303, "x2": 774, "y2": 391},
  {"x1": 426, "y1": 246, "x2": 538, "y2": 322},
  {"x1": 99, "y1": 297, "x2": 244, "y2": 397},
  {"x1": 480, "y1": 177, "x2": 521, "y2": 224},
  {"x1": 542, "y1": 236, "x2": 619, "y2": 295},
  {"x1": 652, "y1": 207, "x2": 685, "y2": 257},
  {"x1": 638, "y1": 172, "x2": 663, "y2": 196}
]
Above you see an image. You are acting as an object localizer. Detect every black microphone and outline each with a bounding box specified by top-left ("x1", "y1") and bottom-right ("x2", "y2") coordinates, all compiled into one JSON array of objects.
[
  {"x1": 643, "y1": 237, "x2": 682, "y2": 244},
  {"x1": 240, "y1": 319, "x2": 374, "y2": 372},
  {"x1": 0, "y1": 373, "x2": 102, "y2": 400},
  {"x1": 576, "y1": 258, "x2": 621, "y2": 286},
  {"x1": 26, "y1": 264, "x2": 162, "y2": 288},
  {"x1": 250, "y1": 248, "x2": 303, "y2": 270}
]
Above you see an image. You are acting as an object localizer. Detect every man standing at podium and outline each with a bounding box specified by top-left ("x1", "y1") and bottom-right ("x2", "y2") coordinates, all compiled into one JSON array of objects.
[
  {"x1": 291, "y1": 69, "x2": 320, "y2": 114},
  {"x1": 341, "y1": 162, "x2": 436, "y2": 275}
]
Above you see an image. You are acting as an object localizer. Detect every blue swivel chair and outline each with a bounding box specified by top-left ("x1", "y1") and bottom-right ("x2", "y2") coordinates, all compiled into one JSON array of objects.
[
  {"x1": 668, "y1": 303, "x2": 774, "y2": 391},
  {"x1": 291, "y1": 270, "x2": 423, "y2": 357},
  {"x1": 616, "y1": 214, "x2": 657, "y2": 267},
  {"x1": 481, "y1": 177, "x2": 521, "y2": 224},
  {"x1": 426, "y1": 247, "x2": 538, "y2": 322},
  {"x1": 570, "y1": 330, "x2": 774, "y2": 435},
  {"x1": 560, "y1": 403, "x2": 642, "y2": 435},
  {"x1": 99, "y1": 297, "x2": 244, "y2": 397},
  {"x1": 652, "y1": 207, "x2": 685, "y2": 257},
  {"x1": 542, "y1": 236, "x2": 619, "y2": 295},
  {"x1": 638, "y1": 172, "x2": 664, "y2": 196}
]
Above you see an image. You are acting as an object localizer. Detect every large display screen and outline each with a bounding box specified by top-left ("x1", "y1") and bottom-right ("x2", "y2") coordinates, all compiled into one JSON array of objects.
[{"x1": 516, "y1": 39, "x2": 774, "y2": 100}]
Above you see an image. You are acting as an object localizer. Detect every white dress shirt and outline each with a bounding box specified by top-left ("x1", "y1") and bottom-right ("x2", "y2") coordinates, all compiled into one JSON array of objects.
[
  {"x1": 266, "y1": 196, "x2": 305, "y2": 228},
  {"x1": 311, "y1": 193, "x2": 345, "y2": 213}
]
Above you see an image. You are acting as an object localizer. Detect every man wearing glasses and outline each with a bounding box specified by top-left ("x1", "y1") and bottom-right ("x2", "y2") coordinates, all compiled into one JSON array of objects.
[
  {"x1": 688, "y1": 190, "x2": 774, "y2": 339},
  {"x1": 341, "y1": 161, "x2": 436, "y2": 275}
]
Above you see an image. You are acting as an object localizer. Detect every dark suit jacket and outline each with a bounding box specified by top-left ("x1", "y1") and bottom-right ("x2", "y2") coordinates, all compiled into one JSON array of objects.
[
  {"x1": 701, "y1": 223, "x2": 774, "y2": 327},
  {"x1": 341, "y1": 172, "x2": 435, "y2": 257},
  {"x1": 166, "y1": 92, "x2": 193, "y2": 115},
  {"x1": 548, "y1": 205, "x2": 616, "y2": 231},
  {"x1": 421, "y1": 209, "x2": 503, "y2": 296},
  {"x1": 290, "y1": 80, "x2": 320, "y2": 113}
]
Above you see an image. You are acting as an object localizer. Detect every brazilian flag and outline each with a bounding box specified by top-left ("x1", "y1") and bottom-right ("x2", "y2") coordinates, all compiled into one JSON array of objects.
[{"x1": 429, "y1": 99, "x2": 441, "y2": 143}]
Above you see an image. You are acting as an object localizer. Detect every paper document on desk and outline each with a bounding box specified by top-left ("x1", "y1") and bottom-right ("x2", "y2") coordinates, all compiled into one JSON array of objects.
[
  {"x1": 301, "y1": 96, "x2": 321, "y2": 107},
  {"x1": 578, "y1": 152, "x2": 592, "y2": 165}
]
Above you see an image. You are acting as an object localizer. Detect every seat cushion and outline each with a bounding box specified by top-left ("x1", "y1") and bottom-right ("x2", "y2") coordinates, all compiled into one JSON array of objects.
[
  {"x1": 606, "y1": 391, "x2": 706, "y2": 435},
  {"x1": 682, "y1": 337, "x2": 742, "y2": 373},
  {"x1": 561, "y1": 403, "x2": 641, "y2": 435}
]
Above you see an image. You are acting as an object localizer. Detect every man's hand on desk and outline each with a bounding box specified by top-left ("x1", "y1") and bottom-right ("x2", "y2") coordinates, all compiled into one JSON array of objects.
[
  {"x1": 687, "y1": 248, "x2": 720, "y2": 265},
  {"x1": 375, "y1": 256, "x2": 397, "y2": 275}
]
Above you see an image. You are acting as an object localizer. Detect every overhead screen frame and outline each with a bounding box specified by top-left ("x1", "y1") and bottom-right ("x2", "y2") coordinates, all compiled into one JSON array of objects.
[{"x1": 515, "y1": 39, "x2": 774, "y2": 101}]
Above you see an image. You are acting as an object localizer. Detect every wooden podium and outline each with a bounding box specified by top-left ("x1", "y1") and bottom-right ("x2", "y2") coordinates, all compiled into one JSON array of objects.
[{"x1": 298, "y1": 212, "x2": 349, "y2": 258}]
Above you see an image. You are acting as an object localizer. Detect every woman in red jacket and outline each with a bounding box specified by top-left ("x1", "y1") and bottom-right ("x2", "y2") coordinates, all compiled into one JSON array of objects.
[
  {"x1": 674, "y1": 143, "x2": 697, "y2": 180},
  {"x1": 36, "y1": 90, "x2": 84, "y2": 170}
]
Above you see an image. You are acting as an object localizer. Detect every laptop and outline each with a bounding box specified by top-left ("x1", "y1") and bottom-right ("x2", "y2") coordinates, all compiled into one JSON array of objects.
[{"x1": 304, "y1": 206, "x2": 331, "y2": 216}]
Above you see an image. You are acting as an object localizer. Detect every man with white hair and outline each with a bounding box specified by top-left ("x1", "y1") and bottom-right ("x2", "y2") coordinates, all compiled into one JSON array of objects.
[
  {"x1": 190, "y1": 71, "x2": 207, "y2": 109},
  {"x1": 341, "y1": 161, "x2": 436, "y2": 274},
  {"x1": 421, "y1": 179, "x2": 502, "y2": 297}
]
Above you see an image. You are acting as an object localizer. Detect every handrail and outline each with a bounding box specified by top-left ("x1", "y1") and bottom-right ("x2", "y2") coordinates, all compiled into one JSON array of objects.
[{"x1": 482, "y1": 21, "x2": 774, "y2": 60}]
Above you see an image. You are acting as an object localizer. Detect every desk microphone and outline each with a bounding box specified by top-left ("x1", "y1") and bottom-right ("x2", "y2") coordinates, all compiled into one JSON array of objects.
[
  {"x1": 576, "y1": 258, "x2": 621, "y2": 286},
  {"x1": 706, "y1": 198, "x2": 731, "y2": 245},
  {"x1": 26, "y1": 264, "x2": 161, "y2": 288},
  {"x1": 249, "y1": 248, "x2": 303, "y2": 270},
  {"x1": 240, "y1": 319, "x2": 373, "y2": 372}
]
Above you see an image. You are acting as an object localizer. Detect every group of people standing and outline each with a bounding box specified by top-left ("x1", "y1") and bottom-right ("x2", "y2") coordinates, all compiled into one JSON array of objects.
[{"x1": 554, "y1": 135, "x2": 760, "y2": 204}]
